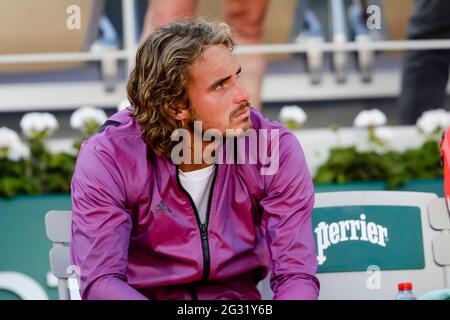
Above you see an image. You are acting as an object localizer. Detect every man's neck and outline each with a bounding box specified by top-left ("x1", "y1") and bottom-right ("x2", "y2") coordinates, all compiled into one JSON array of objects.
[
  {"x1": 179, "y1": 135, "x2": 218, "y2": 172},
  {"x1": 179, "y1": 162, "x2": 212, "y2": 172}
]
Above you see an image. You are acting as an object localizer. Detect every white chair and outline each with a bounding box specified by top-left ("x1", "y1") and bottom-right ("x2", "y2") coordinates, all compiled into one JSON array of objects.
[
  {"x1": 48, "y1": 192, "x2": 450, "y2": 300},
  {"x1": 428, "y1": 197, "x2": 450, "y2": 282},
  {"x1": 258, "y1": 191, "x2": 450, "y2": 300},
  {"x1": 45, "y1": 210, "x2": 80, "y2": 300}
]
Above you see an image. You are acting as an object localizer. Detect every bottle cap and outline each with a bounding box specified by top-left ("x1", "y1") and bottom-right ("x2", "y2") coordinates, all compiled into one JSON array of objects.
[{"x1": 398, "y1": 282, "x2": 413, "y2": 291}]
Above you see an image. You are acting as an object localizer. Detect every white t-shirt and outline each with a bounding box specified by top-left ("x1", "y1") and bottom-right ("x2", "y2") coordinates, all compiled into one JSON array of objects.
[{"x1": 178, "y1": 165, "x2": 216, "y2": 224}]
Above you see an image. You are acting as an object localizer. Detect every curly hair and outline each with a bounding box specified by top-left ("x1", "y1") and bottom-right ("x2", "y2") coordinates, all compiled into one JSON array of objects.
[{"x1": 126, "y1": 20, "x2": 234, "y2": 158}]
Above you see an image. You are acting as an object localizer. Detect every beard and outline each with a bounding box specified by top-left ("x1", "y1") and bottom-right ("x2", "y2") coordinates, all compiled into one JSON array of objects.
[{"x1": 186, "y1": 102, "x2": 253, "y2": 137}]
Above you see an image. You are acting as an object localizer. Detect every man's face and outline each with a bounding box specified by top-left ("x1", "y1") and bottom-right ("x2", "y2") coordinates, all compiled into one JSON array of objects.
[{"x1": 185, "y1": 44, "x2": 253, "y2": 135}]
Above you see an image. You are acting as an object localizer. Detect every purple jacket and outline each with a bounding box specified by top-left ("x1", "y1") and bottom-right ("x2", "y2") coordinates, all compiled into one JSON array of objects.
[{"x1": 71, "y1": 108, "x2": 319, "y2": 300}]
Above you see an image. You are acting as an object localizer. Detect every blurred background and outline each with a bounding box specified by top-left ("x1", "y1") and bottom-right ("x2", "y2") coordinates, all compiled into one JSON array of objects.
[{"x1": 2, "y1": 0, "x2": 447, "y2": 134}]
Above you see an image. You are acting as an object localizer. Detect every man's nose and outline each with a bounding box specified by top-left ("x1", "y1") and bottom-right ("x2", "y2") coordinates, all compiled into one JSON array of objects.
[{"x1": 232, "y1": 81, "x2": 250, "y2": 104}]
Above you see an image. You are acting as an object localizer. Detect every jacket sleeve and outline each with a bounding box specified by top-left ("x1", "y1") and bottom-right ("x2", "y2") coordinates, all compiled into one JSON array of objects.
[
  {"x1": 70, "y1": 140, "x2": 147, "y2": 300},
  {"x1": 260, "y1": 133, "x2": 320, "y2": 300}
]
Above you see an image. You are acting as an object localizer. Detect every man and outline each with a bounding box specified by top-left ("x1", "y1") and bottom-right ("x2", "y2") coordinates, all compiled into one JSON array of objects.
[
  {"x1": 399, "y1": 0, "x2": 450, "y2": 124},
  {"x1": 71, "y1": 20, "x2": 319, "y2": 300}
]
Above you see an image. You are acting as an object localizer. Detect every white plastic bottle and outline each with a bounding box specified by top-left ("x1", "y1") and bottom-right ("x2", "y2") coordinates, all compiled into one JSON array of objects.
[{"x1": 395, "y1": 282, "x2": 417, "y2": 300}]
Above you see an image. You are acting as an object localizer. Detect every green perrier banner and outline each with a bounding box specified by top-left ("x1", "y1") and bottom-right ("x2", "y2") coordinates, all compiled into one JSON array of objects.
[{"x1": 313, "y1": 205, "x2": 425, "y2": 273}]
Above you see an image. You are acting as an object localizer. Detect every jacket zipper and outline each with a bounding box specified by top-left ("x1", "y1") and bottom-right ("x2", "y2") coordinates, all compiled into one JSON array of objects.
[
  {"x1": 187, "y1": 286, "x2": 199, "y2": 300},
  {"x1": 175, "y1": 165, "x2": 218, "y2": 286}
]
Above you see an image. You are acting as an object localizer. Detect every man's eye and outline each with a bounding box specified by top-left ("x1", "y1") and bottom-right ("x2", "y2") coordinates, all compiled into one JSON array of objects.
[{"x1": 215, "y1": 83, "x2": 225, "y2": 90}]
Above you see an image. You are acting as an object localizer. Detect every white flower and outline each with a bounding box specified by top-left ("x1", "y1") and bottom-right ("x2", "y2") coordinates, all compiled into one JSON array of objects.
[
  {"x1": 9, "y1": 143, "x2": 30, "y2": 161},
  {"x1": 70, "y1": 106, "x2": 107, "y2": 131},
  {"x1": 374, "y1": 127, "x2": 393, "y2": 142},
  {"x1": 117, "y1": 98, "x2": 130, "y2": 112},
  {"x1": 416, "y1": 109, "x2": 450, "y2": 135},
  {"x1": 279, "y1": 105, "x2": 307, "y2": 125},
  {"x1": 353, "y1": 109, "x2": 387, "y2": 128},
  {"x1": 20, "y1": 112, "x2": 59, "y2": 137},
  {"x1": 0, "y1": 127, "x2": 30, "y2": 161}
]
